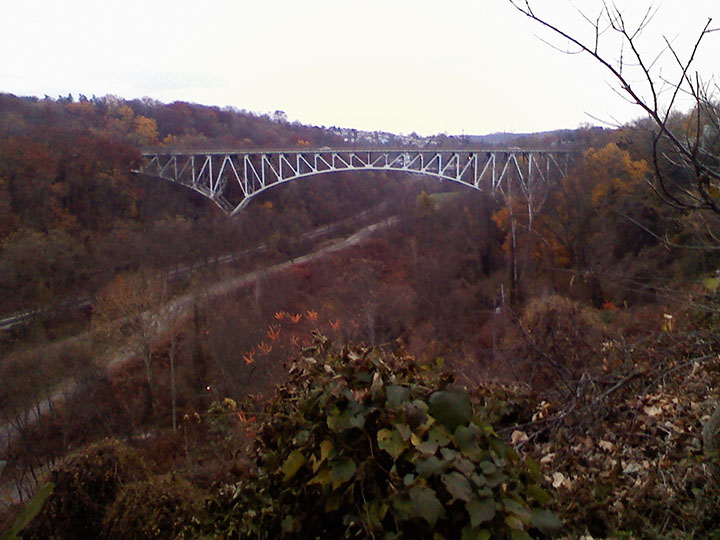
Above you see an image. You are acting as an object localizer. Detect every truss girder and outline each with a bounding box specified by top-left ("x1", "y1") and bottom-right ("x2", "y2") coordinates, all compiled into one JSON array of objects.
[{"x1": 138, "y1": 149, "x2": 573, "y2": 216}]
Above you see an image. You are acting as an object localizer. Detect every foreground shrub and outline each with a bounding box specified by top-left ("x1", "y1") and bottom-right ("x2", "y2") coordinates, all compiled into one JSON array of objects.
[
  {"x1": 194, "y1": 336, "x2": 560, "y2": 539},
  {"x1": 505, "y1": 295, "x2": 604, "y2": 390},
  {"x1": 101, "y1": 475, "x2": 204, "y2": 539},
  {"x1": 24, "y1": 439, "x2": 146, "y2": 540}
]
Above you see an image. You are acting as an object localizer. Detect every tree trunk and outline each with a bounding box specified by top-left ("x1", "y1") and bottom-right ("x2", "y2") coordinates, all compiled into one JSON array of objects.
[
  {"x1": 170, "y1": 354, "x2": 177, "y2": 432},
  {"x1": 703, "y1": 401, "x2": 720, "y2": 482},
  {"x1": 143, "y1": 348, "x2": 155, "y2": 418}
]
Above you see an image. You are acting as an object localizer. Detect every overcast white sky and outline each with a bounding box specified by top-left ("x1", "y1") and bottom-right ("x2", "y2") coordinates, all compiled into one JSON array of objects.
[{"x1": 1, "y1": 1, "x2": 718, "y2": 135}]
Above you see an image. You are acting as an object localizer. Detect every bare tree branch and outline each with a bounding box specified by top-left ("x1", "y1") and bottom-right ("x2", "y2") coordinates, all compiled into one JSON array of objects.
[{"x1": 508, "y1": 1, "x2": 719, "y2": 215}]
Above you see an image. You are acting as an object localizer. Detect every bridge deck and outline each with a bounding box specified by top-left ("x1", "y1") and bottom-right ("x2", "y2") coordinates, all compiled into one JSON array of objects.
[{"x1": 142, "y1": 147, "x2": 574, "y2": 156}]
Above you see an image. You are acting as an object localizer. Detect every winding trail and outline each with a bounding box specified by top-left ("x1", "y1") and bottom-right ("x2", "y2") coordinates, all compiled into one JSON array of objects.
[{"x1": 0, "y1": 216, "x2": 398, "y2": 503}]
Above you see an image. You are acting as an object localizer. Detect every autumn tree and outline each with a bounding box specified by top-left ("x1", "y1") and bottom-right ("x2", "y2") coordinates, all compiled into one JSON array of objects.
[
  {"x1": 92, "y1": 271, "x2": 170, "y2": 419},
  {"x1": 0, "y1": 137, "x2": 57, "y2": 231},
  {"x1": 0, "y1": 228, "x2": 88, "y2": 310},
  {"x1": 490, "y1": 153, "x2": 554, "y2": 305},
  {"x1": 509, "y1": 0, "x2": 720, "y2": 486},
  {"x1": 99, "y1": 104, "x2": 159, "y2": 147},
  {"x1": 0, "y1": 176, "x2": 16, "y2": 237},
  {"x1": 535, "y1": 142, "x2": 652, "y2": 275},
  {"x1": 326, "y1": 255, "x2": 415, "y2": 346}
]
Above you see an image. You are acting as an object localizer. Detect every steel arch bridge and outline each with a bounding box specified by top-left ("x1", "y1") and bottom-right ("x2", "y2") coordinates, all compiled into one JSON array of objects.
[{"x1": 136, "y1": 148, "x2": 574, "y2": 216}]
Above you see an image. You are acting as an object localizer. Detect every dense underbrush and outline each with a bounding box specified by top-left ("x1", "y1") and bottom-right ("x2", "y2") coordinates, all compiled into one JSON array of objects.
[{"x1": 5, "y1": 304, "x2": 720, "y2": 539}]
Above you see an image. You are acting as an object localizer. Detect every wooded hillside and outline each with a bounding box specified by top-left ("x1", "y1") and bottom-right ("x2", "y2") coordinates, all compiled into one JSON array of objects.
[{"x1": 1, "y1": 92, "x2": 720, "y2": 539}]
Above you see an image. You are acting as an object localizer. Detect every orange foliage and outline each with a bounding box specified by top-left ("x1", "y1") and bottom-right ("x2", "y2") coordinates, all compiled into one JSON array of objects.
[
  {"x1": 585, "y1": 143, "x2": 648, "y2": 207},
  {"x1": 257, "y1": 341, "x2": 272, "y2": 355},
  {"x1": 267, "y1": 325, "x2": 281, "y2": 341},
  {"x1": 531, "y1": 142, "x2": 651, "y2": 269},
  {"x1": 133, "y1": 115, "x2": 159, "y2": 146}
]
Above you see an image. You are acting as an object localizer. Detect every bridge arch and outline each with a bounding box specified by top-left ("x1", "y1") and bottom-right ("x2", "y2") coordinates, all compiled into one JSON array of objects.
[
  {"x1": 136, "y1": 148, "x2": 573, "y2": 216},
  {"x1": 227, "y1": 163, "x2": 484, "y2": 212}
]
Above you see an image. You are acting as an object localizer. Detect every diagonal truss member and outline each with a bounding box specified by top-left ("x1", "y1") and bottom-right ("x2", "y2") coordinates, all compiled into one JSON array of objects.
[{"x1": 136, "y1": 148, "x2": 575, "y2": 215}]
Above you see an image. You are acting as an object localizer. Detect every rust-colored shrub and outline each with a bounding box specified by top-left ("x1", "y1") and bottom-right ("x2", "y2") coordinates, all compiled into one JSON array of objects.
[
  {"x1": 101, "y1": 475, "x2": 204, "y2": 539},
  {"x1": 24, "y1": 439, "x2": 147, "y2": 540},
  {"x1": 504, "y1": 295, "x2": 604, "y2": 391}
]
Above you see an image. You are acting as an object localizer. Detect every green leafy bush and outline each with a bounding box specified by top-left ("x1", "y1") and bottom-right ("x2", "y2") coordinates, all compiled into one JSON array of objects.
[{"x1": 195, "y1": 336, "x2": 560, "y2": 539}]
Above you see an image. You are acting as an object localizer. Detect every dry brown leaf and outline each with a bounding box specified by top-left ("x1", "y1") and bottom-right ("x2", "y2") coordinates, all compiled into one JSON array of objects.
[
  {"x1": 643, "y1": 405, "x2": 662, "y2": 417},
  {"x1": 598, "y1": 440, "x2": 615, "y2": 452},
  {"x1": 511, "y1": 430, "x2": 529, "y2": 445}
]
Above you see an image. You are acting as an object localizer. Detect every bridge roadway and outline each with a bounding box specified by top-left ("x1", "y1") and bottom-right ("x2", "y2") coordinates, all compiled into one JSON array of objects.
[{"x1": 136, "y1": 147, "x2": 574, "y2": 216}]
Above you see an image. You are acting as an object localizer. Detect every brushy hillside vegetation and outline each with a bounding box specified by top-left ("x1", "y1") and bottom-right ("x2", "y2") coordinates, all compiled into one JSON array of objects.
[{"x1": 1, "y1": 92, "x2": 720, "y2": 539}]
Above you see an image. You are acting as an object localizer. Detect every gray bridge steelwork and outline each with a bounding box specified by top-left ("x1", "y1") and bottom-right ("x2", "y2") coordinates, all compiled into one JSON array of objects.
[{"x1": 137, "y1": 148, "x2": 574, "y2": 215}]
